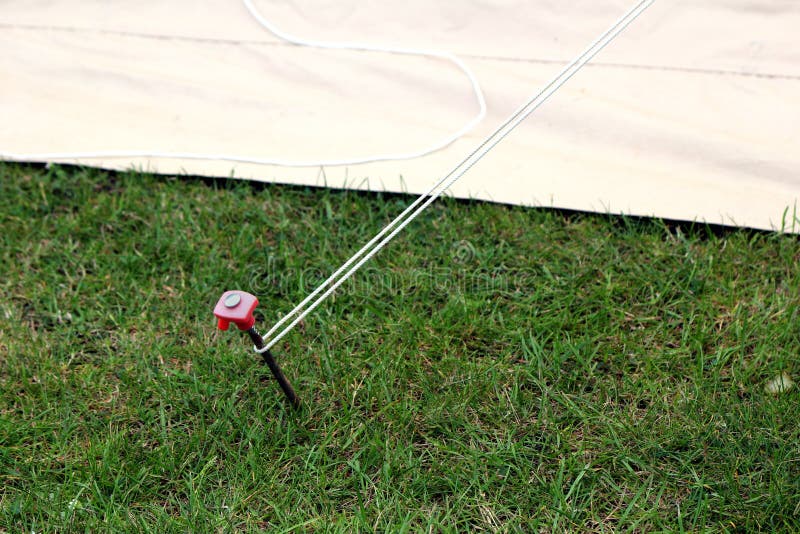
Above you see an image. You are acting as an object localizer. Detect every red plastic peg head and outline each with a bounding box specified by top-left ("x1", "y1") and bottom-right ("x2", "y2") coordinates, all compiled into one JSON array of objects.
[{"x1": 214, "y1": 291, "x2": 259, "y2": 331}]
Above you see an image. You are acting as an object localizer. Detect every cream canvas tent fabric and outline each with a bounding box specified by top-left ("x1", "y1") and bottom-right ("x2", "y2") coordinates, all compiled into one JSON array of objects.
[{"x1": 2, "y1": 1, "x2": 798, "y2": 231}]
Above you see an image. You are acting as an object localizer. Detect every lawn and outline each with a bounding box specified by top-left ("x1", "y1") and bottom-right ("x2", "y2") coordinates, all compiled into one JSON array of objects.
[{"x1": 1, "y1": 162, "x2": 799, "y2": 531}]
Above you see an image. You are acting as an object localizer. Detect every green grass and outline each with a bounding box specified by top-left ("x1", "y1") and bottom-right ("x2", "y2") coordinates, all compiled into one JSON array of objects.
[{"x1": 1, "y1": 162, "x2": 800, "y2": 532}]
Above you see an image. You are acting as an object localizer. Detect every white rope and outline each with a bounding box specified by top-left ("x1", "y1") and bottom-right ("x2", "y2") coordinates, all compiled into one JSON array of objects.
[
  {"x1": 0, "y1": 0, "x2": 486, "y2": 167},
  {"x1": 256, "y1": 0, "x2": 655, "y2": 353}
]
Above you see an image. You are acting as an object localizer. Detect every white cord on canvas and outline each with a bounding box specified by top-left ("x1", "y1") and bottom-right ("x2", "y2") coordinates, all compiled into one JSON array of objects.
[{"x1": 0, "y1": 0, "x2": 486, "y2": 167}]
